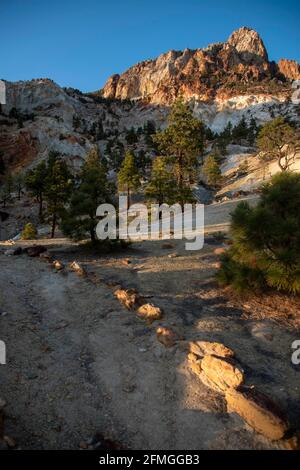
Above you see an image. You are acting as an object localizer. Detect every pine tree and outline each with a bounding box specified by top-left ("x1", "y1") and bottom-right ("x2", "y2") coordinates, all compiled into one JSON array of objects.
[
  {"x1": 25, "y1": 160, "x2": 48, "y2": 221},
  {"x1": 154, "y1": 98, "x2": 205, "y2": 205},
  {"x1": 61, "y1": 148, "x2": 115, "y2": 242},
  {"x1": 14, "y1": 172, "x2": 25, "y2": 200},
  {"x1": 257, "y1": 117, "x2": 300, "y2": 171},
  {"x1": 117, "y1": 151, "x2": 140, "y2": 207},
  {"x1": 218, "y1": 172, "x2": 300, "y2": 294},
  {"x1": 145, "y1": 157, "x2": 177, "y2": 205},
  {"x1": 44, "y1": 152, "x2": 73, "y2": 238},
  {"x1": 203, "y1": 155, "x2": 222, "y2": 187}
]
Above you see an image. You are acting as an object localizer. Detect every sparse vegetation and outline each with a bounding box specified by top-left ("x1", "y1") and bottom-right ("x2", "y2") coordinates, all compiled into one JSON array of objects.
[
  {"x1": 21, "y1": 222, "x2": 37, "y2": 240},
  {"x1": 218, "y1": 172, "x2": 300, "y2": 294},
  {"x1": 257, "y1": 117, "x2": 300, "y2": 171}
]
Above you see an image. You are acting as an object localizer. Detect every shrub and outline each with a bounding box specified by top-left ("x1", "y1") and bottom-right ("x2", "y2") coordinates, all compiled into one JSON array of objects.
[
  {"x1": 217, "y1": 172, "x2": 300, "y2": 294},
  {"x1": 21, "y1": 223, "x2": 37, "y2": 240}
]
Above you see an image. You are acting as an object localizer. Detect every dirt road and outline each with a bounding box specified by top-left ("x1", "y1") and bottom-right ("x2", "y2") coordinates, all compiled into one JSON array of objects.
[{"x1": 0, "y1": 235, "x2": 299, "y2": 449}]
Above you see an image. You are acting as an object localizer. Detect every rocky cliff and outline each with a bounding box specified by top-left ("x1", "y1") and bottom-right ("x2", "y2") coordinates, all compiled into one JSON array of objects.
[
  {"x1": 102, "y1": 27, "x2": 298, "y2": 104},
  {"x1": 1, "y1": 27, "x2": 300, "y2": 172}
]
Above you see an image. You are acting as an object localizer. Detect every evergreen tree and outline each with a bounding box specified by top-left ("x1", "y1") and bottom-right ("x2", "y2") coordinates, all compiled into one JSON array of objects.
[
  {"x1": 14, "y1": 172, "x2": 25, "y2": 200},
  {"x1": 218, "y1": 172, "x2": 300, "y2": 294},
  {"x1": 154, "y1": 98, "x2": 205, "y2": 205},
  {"x1": 203, "y1": 155, "x2": 223, "y2": 187},
  {"x1": 257, "y1": 117, "x2": 300, "y2": 171},
  {"x1": 145, "y1": 157, "x2": 177, "y2": 205},
  {"x1": 232, "y1": 117, "x2": 248, "y2": 144},
  {"x1": 61, "y1": 148, "x2": 115, "y2": 242},
  {"x1": 117, "y1": 151, "x2": 140, "y2": 207},
  {"x1": 125, "y1": 127, "x2": 138, "y2": 145},
  {"x1": 25, "y1": 160, "x2": 48, "y2": 221},
  {"x1": 44, "y1": 152, "x2": 73, "y2": 238},
  {"x1": 135, "y1": 150, "x2": 151, "y2": 174}
]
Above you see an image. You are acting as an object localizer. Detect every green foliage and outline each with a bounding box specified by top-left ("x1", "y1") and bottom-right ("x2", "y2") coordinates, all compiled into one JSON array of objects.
[
  {"x1": 135, "y1": 150, "x2": 151, "y2": 173},
  {"x1": 44, "y1": 151, "x2": 73, "y2": 238},
  {"x1": 154, "y1": 98, "x2": 205, "y2": 198},
  {"x1": 25, "y1": 160, "x2": 48, "y2": 221},
  {"x1": 21, "y1": 222, "x2": 37, "y2": 240},
  {"x1": 257, "y1": 117, "x2": 300, "y2": 171},
  {"x1": 145, "y1": 157, "x2": 177, "y2": 205},
  {"x1": 218, "y1": 172, "x2": 300, "y2": 294},
  {"x1": 117, "y1": 151, "x2": 140, "y2": 205},
  {"x1": 125, "y1": 127, "x2": 138, "y2": 145},
  {"x1": 61, "y1": 147, "x2": 115, "y2": 242},
  {"x1": 203, "y1": 155, "x2": 222, "y2": 187}
]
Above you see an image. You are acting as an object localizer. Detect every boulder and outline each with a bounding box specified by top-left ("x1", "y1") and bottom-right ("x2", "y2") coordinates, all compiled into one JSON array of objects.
[
  {"x1": 26, "y1": 245, "x2": 46, "y2": 257},
  {"x1": 200, "y1": 354, "x2": 244, "y2": 393},
  {"x1": 69, "y1": 261, "x2": 86, "y2": 276},
  {"x1": 225, "y1": 387, "x2": 289, "y2": 441},
  {"x1": 137, "y1": 303, "x2": 162, "y2": 322},
  {"x1": 156, "y1": 326, "x2": 183, "y2": 348},
  {"x1": 189, "y1": 341, "x2": 235, "y2": 359},
  {"x1": 213, "y1": 247, "x2": 227, "y2": 256},
  {"x1": 52, "y1": 260, "x2": 64, "y2": 271},
  {"x1": 114, "y1": 288, "x2": 141, "y2": 310}
]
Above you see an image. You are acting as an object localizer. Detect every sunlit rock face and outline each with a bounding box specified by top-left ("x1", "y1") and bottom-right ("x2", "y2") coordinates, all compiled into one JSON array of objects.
[
  {"x1": 277, "y1": 59, "x2": 300, "y2": 81},
  {"x1": 1, "y1": 27, "x2": 300, "y2": 173},
  {"x1": 102, "y1": 27, "x2": 298, "y2": 105}
]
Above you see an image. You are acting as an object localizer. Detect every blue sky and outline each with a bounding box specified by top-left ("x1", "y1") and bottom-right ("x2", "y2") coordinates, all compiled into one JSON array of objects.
[{"x1": 1, "y1": 0, "x2": 300, "y2": 92}]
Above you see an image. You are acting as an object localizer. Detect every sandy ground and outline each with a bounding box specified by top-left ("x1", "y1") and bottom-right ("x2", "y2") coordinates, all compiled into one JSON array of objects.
[{"x1": 0, "y1": 232, "x2": 300, "y2": 450}]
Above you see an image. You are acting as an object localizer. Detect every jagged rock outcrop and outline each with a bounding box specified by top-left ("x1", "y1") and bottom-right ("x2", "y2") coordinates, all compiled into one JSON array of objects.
[
  {"x1": 1, "y1": 27, "x2": 300, "y2": 173},
  {"x1": 278, "y1": 59, "x2": 300, "y2": 81},
  {"x1": 102, "y1": 27, "x2": 296, "y2": 105}
]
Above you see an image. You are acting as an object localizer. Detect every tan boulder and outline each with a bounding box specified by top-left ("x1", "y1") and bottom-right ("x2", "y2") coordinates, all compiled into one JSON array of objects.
[
  {"x1": 200, "y1": 354, "x2": 244, "y2": 393},
  {"x1": 226, "y1": 387, "x2": 289, "y2": 441},
  {"x1": 114, "y1": 288, "x2": 141, "y2": 310},
  {"x1": 156, "y1": 326, "x2": 183, "y2": 348},
  {"x1": 69, "y1": 261, "x2": 86, "y2": 276},
  {"x1": 137, "y1": 303, "x2": 162, "y2": 322},
  {"x1": 213, "y1": 247, "x2": 227, "y2": 256},
  {"x1": 189, "y1": 341, "x2": 235, "y2": 359},
  {"x1": 52, "y1": 260, "x2": 64, "y2": 271}
]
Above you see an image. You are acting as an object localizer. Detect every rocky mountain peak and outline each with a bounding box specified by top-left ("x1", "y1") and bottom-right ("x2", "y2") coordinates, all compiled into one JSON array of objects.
[{"x1": 227, "y1": 26, "x2": 268, "y2": 62}]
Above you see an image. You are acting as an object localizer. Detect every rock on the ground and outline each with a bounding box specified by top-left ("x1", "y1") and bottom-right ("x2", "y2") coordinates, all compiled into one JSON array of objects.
[
  {"x1": 156, "y1": 326, "x2": 183, "y2": 347},
  {"x1": 200, "y1": 354, "x2": 244, "y2": 393},
  {"x1": 189, "y1": 341, "x2": 235, "y2": 359},
  {"x1": 114, "y1": 288, "x2": 141, "y2": 310},
  {"x1": 213, "y1": 247, "x2": 227, "y2": 256},
  {"x1": 26, "y1": 245, "x2": 46, "y2": 257},
  {"x1": 52, "y1": 260, "x2": 64, "y2": 271},
  {"x1": 225, "y1": 386, "x2": 289, "y2": 441},
  {"x1": 137, "y1": 303, "x2": 162, "y2": 322},
  {"x1": 69, "y1": 261, "x2": 86, "y2": 276}
]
